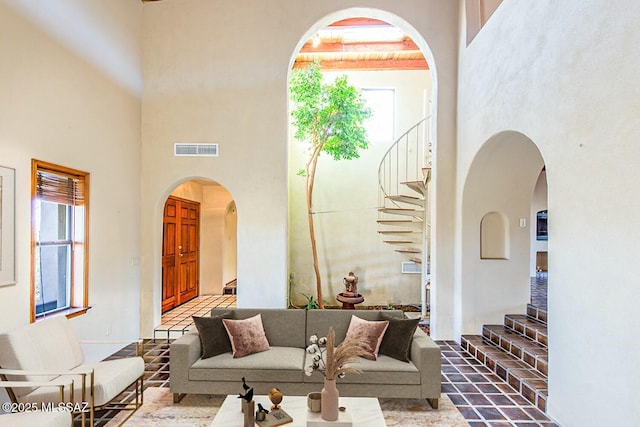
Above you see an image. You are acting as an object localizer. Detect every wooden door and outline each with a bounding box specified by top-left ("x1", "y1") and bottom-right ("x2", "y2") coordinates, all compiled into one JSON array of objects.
[{"x1": 162, "y1": 196, "x2": 200, "y2": 313}]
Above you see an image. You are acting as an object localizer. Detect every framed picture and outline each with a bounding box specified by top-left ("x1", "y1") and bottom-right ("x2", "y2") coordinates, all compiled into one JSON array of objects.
[{"x1": 0, "y1": 165, "x2": 15, "y2": 287}]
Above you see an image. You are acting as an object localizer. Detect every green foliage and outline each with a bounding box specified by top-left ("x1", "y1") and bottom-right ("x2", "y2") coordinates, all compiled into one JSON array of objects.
[
  {"x1": 289, "y1": 60, "x2": 371, "y2": 308},
  {"x1": 302, "y1": 293, "x2": 320, "y2": 310},
  {"x1": 289, "y1": 61, "x2": 371, "y2": 160}
]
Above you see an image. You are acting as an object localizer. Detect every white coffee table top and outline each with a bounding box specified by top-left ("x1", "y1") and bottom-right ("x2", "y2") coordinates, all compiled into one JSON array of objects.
[{"x1": 211, "y1": 394, "x2": 386, "y2": 427}]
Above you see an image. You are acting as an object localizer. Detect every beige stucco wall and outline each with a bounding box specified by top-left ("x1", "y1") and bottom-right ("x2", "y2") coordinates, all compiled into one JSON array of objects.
[
  {"x1": 0, "y1": 0, "x2": 142, "y2": 361},
  {"x1": 140, "y1": 0, "x2": 460, "y2": 338},
  {"x1": 457, "y1": 1, "x2": 640, "y2": 425}
]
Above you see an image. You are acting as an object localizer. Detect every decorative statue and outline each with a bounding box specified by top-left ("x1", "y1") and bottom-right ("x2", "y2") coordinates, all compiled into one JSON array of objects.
[
  {"x1": 238, "y1": 377, "x2": 253, "y2": 402},
  {"x1": 268, "y1": 387, "x2": 284, "y2": 410},
  {"x1": 343, "y1": 272, "x2": 358, "y2": 295}
]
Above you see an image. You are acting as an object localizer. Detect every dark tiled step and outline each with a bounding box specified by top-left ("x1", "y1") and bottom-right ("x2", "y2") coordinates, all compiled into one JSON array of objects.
[
  {"x1": 461, "y1": 334, "x2": 548, "y2": 412},
  {"x1": 504, "y1": 314, "x2": 548, "y2": 347},
  {"x1": 527, "y1": 303, "x2": 547, "y2": 324},
  {"x1": 482, "y1": 325, "x2": 548, "y2": 376}
]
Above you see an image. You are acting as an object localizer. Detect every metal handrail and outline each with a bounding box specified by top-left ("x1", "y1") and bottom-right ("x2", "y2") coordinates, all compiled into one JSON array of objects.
[{"x1": 377, "y1": 116, "x2": 432, "y2": 214}]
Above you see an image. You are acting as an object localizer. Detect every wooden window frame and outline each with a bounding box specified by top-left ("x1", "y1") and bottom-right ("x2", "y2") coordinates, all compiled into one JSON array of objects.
[{"x1": 30, "y1": 159, "x2": 90, "y2": 322}]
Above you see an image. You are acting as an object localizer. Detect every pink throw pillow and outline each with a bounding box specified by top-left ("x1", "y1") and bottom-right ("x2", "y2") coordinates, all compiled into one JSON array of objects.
[
  {"x1": 222, "y1": 314, "x2": 270, "y2": 358},
  {"x1": 344, "y1": 315, "x2": 389, "y2": 360}
]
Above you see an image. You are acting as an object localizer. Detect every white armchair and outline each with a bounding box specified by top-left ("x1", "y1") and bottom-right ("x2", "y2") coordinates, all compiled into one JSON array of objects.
[
  {"x1": 0, "y1": 378, "x2": 73, "y2": 427},
  {"x1": 0, "y1": 316, "x2": 144, "y2": 426}
]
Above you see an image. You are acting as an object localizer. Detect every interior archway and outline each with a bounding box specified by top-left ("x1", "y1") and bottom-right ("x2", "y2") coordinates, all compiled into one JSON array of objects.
[
  {"x1": 287, "y1": 9, "x2": 437, "y2": 318},
  {"x1": 459, "y1": 131, "x2": 546, "y2": 337},
  {"x1": 161, "y1": 178, "x2": 237, "y2": 314}
]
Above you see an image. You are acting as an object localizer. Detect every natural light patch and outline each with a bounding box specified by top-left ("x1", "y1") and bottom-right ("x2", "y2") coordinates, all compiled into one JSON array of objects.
[{"x1": 362, "y1": 88, "x2": 395, "y2": 143}]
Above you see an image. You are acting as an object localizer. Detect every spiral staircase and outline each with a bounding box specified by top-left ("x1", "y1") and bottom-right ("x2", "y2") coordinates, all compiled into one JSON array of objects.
[{"x1": 377, "y1": 116, "x2": 432, "y2": 316}]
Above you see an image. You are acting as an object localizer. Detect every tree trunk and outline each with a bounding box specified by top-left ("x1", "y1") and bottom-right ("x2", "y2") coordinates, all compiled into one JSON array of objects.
[{"x1": 306, "y1": 145, "x2": 324, "y2": 308}]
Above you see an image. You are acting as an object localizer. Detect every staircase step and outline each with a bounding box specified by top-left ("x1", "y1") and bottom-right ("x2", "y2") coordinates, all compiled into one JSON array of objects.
[
  {"x1": 377, "y1": 219, "x2": 423, "y2": 230},
  {"x1": 482, "y1": 325, "x2": 548, "y2": 376},
  {"x1": 527, "y1": 303, "x2": 548, "y2": 324},
  {"x1": 383, "y1": 240, "x2": 421, "y2": 246},
  {"x1": 461, "y1": 334, "x2": 548, "y2": 412},
  {"x1": 409, "y1": 257, "x2": 422, "y2": 264},
  {"x1": 395, "y1": 248, "x2": 421, "y2": 254},
  {"x1": 377, "y1": 230, "x2": 415, "y2": 235},
  {"x1": 386, "y1": 194, "x2": 424, "y2": 206},
  {"x1": 504, "y1": 314, "x2": 548, "y2": 347},
  {"x1": 401, "y1": 180, "x2": 426, "y2": 195},
  {"x1": 378, "y1": 207, "x2": 424, "y2": 218}
]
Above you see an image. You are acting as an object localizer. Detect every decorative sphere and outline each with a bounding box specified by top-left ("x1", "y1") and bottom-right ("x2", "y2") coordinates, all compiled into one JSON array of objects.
[{"x1": 268, "y1": 388, "x2": 283, "y2": 409}]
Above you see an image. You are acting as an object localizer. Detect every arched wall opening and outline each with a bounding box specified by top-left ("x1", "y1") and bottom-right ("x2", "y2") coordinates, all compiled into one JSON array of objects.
[
  {"x1": 459, "y1": 131, "x2": 545, "y2": 337},
  {"x1": 286, "y1": 9, "x2": 438, "y2": 314},
  {"x1": 160, "y1": 178, "x2": 237, "y2": 314}
]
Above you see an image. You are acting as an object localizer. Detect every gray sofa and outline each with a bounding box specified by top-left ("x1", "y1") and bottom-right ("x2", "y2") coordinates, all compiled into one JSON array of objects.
[{"x1": 170, "y1": 308, "x2": 441, "y2": 408}]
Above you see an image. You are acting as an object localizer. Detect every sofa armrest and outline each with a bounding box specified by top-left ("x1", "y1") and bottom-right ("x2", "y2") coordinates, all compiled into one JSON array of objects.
[
  {"x1": 409, "y1": 329, "x2": 441, "y2": 401},
  {"x1": 170, "y1": 332, "x2": 202, "y2": 396}
]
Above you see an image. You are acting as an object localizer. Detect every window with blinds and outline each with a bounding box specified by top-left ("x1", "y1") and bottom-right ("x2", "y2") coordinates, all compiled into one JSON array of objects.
[{"x1": 31, "y1": 159, "x2": 90, "y2": 322}]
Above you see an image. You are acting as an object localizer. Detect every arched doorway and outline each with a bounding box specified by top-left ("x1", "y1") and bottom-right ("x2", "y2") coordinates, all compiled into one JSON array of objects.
[
  {"x1": 287, "y1": 10, "x2": 437, "y2": 319},
  {"x1": 162, "y1": 178, "x2": 237, "y2": 313},
  {"x1": 459, "y1": 131, "x2": 546, "y2": 335}
]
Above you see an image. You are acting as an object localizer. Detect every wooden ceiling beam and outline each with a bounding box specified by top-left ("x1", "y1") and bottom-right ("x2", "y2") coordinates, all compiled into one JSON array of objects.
[
  {"x1": 293, "y1": 58, "x2": 429, "y2": 71},
  {"x1": 328, "y1": 18, "x2": 392, "y2": 28},
  {"x1": 300, "y1": 40, "x2": 420, "y2": 54}
]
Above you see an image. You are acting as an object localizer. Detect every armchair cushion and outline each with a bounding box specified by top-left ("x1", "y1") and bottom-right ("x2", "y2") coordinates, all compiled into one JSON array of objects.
[
  {"x1": 0, "y1": 409, "x2": 72, "y2": 427},
  {"x1": 0, "y1": 316, "x2": 84, "y2": 397}
]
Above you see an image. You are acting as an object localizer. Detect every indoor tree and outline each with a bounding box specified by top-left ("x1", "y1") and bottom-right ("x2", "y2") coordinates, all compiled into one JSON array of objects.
[{"x1": 289, "y1": 61, "x2": 371, "y2": 308}]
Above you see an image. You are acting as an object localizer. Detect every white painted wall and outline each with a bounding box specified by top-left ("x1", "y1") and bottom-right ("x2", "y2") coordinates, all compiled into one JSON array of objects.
[
  {"x1": 140, "y1": 0, "x2": 460, "y2": 338},
  {"x1": 0, "y1": 0, "x2": 142, "y2": 361},
  {"x1": 457, "y1": 1, "x2": 640, "y2": 425}
]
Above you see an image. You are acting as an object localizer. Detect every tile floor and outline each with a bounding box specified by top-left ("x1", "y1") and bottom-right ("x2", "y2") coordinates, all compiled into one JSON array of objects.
[{"x1": 92, "y1": 296, "x2": 561, "y2": 426}]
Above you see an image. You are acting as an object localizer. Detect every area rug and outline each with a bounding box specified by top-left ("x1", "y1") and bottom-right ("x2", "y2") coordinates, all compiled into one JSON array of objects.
[{"x1": 106, "y1": 387, "x2": 469, "y2": 427}]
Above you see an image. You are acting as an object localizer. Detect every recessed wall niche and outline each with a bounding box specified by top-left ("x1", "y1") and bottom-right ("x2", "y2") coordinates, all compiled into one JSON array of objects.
[{"x1": 480, "y1": 211, "x2": 509, "y2": 259}]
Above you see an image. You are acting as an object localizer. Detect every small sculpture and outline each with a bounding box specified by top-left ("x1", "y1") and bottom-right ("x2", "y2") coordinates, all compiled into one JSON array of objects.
[
  {"x1": 268, "y1": 387, "x2": 283, "y2": 410},
  {"x1": 343, "y1": 272, "x2": 358, "y2": 295},
  {"x1": 238, "y1": 377, "x2": 254, "y2": 402}
]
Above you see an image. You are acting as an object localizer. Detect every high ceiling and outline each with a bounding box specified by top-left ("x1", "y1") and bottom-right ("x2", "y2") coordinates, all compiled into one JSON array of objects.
[
  {"x1": 138, "y1": 4, "x2": 428, "y2": 72},
  {"x1": 294, "y1": 18, "x2": 428, "y2": 71}
]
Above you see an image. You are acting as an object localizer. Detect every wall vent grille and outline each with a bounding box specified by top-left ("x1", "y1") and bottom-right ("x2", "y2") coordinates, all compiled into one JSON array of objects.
[
  {"x1": 174, "y1": 143, "x2": 219, "y2": 157},
  {"x1": 401, "y1": 261, "x2": 421, "y2": 274}
]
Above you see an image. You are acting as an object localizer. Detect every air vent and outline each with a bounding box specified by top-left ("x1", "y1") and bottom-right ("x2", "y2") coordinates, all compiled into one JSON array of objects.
[
  {"x1": 401, "y1": 261, "x2": 421, "y2": 274},
  {"x1": 174, "y1": 143, "x2": 219, "y2": 157}
]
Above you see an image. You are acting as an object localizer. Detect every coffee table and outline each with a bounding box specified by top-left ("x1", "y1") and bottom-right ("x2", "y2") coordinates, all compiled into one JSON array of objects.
[{"x1": 211, "y1": 394, "x2": 386, "y2": 426}]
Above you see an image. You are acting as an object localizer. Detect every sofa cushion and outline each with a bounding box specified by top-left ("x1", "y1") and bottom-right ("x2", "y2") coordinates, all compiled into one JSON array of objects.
[
  {"x1": 212, "y1": 308, "x2": 306, "y2": 348},
  {"x1": 378, "y1": 315, "x2": 420, "y2": 362},
  {"x1": 190, "y1": 347, "x2": 305, "y2": 383},
  {"x1": 302, "y1": 353, "x2": 420, "y2": 385},
  {"x1": 223, "y1": 314, "x2": 270, "y2": 358},
  {"x1": 306, "y1": 309, "x2": 404, "y2": 344},
  {"x1": 192, "y1": 312, "x2": 232, "y2": 359},
  {"x1": 344, "y1": 315, "x2": 389, "y2": 360}
]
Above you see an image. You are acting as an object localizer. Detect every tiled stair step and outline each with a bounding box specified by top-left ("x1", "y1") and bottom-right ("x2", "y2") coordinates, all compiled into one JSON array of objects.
[
  {"x1": 482, "y1": 325, "x2": 548, "y2": 376},
  {"x1": 527, "y1": 303, "x2": 547, "y2": 324},
  {"x1": 504, "y1": 314, "x2": 548, "y2": 347},
  {"x1": 461, "y1": 334, "x2": 548, "y2": 412}
]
